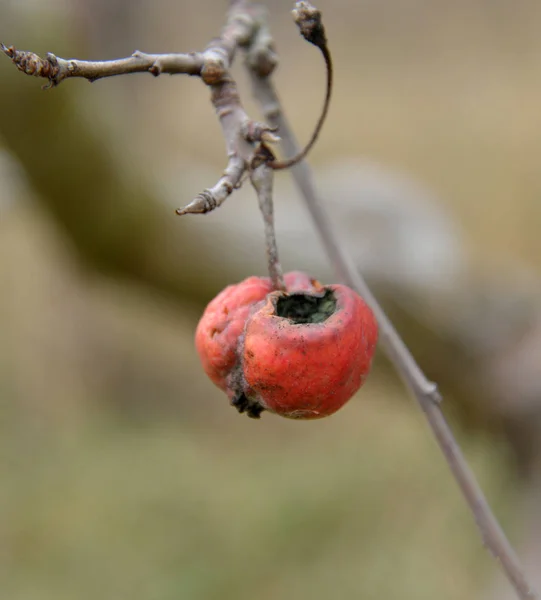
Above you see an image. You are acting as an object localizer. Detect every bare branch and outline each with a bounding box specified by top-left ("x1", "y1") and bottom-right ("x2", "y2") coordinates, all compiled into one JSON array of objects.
[
  {"x1": 0, "y1": 1, "x2": 257, "y2": 87},
  {"x1": 0, "y1": 1, "x2": 268, "y2": 214},
  {"x1": 244, "y1": 4, "x2": 539, "y2": 600},
  {"x1": 250, "y1": 151, "x2": 285, "y2": 291},
  {"x1": 176, "y1": 155, "x2": 245, "y2": 215},
  {"x1": 0, "y1": 44, "x2": 203, "y2": 86}
]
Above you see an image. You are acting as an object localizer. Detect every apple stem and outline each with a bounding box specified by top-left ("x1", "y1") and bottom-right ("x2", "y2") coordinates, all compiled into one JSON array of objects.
[{"x1": 250, "y1": 159, "x2": 286, "y2": 292}]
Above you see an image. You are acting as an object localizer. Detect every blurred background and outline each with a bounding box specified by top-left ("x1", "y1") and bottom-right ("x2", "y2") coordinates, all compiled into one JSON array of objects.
[{"x1": 1, "y1": 0, "x2": 541, "y2": 598}]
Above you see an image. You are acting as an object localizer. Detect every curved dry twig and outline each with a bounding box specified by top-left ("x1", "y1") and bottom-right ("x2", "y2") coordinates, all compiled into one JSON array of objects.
[{"x1": 270, "y1": 1, "x2": 333, "y2": 171}]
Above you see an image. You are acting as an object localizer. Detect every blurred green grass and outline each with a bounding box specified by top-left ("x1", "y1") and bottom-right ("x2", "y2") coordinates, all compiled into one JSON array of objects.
[{"x1": 0, "y1": 388, "x2": 514, "y2": 600}]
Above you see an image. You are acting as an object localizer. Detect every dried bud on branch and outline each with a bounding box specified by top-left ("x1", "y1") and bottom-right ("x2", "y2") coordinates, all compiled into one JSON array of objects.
[{"x1": 1, "y1": 44, "x2": 60, "y2": 87}]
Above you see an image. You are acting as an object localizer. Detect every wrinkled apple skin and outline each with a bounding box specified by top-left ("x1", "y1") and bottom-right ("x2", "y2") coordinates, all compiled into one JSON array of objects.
[
  {"x1": 195, "y1": 272, "x2": 378, "y2": 419},
  {"x1": 195, "y1": 276, "x2": 272, "y2": 391},
  {"x1": 195, "y1": 272, "x2": 317, "y2": 392},
  {"x1": 242, "y1": 285, "x2": 378, "y2": 419}
]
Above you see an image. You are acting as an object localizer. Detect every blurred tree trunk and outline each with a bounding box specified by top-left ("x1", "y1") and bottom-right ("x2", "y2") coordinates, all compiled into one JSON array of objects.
[{"x1": 0, "y1": 36, "x2": 231, "y2": 303}]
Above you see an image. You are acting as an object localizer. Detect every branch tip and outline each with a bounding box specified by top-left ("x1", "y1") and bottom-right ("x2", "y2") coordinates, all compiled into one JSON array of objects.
[
  {"x1": 176, "y1": 156, "x2": 246, "y2": 217},
  {"x1": 176, "y1": 191, "x2": 218, "y2": 216},
  {"x1": 292, "y1": 1, "x2": 327, "y2": 49},
  {"x1": 1, "y1": 45, "x2": 60, "y2": 84}
]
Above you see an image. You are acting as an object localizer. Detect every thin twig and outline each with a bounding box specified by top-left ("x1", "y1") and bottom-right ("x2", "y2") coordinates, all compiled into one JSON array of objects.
[
  {"x1": 244, "y1": 12, "x2": 538, "y2": 600},
  {"x1": 175, "y1": 155, "x2": 246, "y2": 215},
  {"x1": 270, "y1": 1, "x2": 333, "y2": 170},
  {"x1": 250, "y1": 151, "x2": 286, "y2": 291},
  {"x1": 0, "y1": 43, "x2": 203, "y2": 86}
]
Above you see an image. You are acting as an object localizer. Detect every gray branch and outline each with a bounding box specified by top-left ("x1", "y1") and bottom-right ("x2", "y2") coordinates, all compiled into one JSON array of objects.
[
  {"x1": 176, "y1": 155, "x2": 246, "y2": 215},
  {"x1": 0, "y1": 44, "x2": 204, "y2": 85}
]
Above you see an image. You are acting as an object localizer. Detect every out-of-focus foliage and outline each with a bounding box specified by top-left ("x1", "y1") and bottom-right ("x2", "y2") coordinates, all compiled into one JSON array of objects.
[{"x1": 0, "y1": 385, "x2": 513, "y2": 600}]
